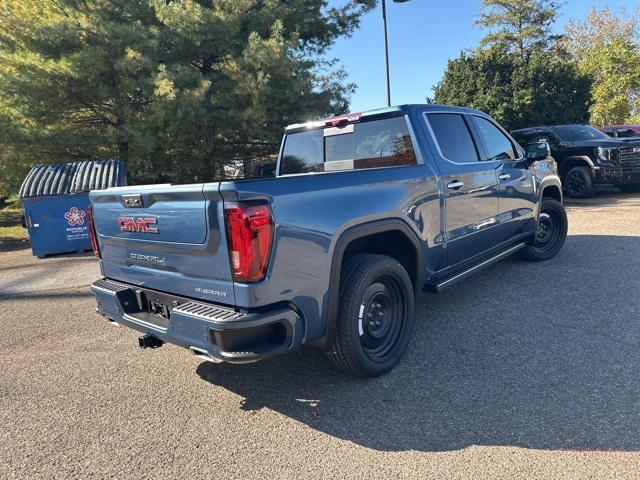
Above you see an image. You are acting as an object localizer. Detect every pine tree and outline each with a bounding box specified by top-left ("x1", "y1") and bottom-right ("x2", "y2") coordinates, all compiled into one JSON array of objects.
[
  {"x1": 476, "y1": 0, "x2": 561, "y2": 61},
  {"x1": 0, "y1": 0, "x2": 375, "y2": 193}
]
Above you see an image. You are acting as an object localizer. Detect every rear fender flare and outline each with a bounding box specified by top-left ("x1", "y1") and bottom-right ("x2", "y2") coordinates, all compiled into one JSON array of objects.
[{"x1": 315, "y1": 218, "x2": 424, "y2": 349}]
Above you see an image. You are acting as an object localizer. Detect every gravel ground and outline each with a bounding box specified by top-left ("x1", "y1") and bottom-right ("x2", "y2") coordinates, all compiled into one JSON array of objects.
[{"x1": 1, "y1": 192, "x2": 639, "y2": 479}]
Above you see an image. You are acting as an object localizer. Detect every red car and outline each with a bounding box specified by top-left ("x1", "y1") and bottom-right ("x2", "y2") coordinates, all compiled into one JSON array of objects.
[{"x1": 599, "y1": 125, "x2": 640, "y2": 140}]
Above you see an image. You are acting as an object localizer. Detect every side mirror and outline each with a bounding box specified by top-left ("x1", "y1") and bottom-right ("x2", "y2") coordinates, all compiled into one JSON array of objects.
[{"x1": 525, "y1": 141, "x2": 550, "y2": 162}]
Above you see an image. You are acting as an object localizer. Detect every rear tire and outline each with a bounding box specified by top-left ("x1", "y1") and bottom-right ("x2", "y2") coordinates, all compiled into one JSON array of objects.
[
  {"x1": 619, "y1": 183, "x2": 640, "y2": 193},
  {"x1": 564, "y1": 166, "x2": 595, "y2": 198},
  {"x1": 520, "y1": 199, "x2": 568, "y2": 262},
  {"x1": 327, "y1": 254, "x2": 415, "y2": 377}
]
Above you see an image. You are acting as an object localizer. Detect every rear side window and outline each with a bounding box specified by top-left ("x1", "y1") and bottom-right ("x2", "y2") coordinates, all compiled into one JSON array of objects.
[
  {"x1": 473, "y1": 116, "x2": 517, "y2": 161},
  {"x1": 280, "y1": 129, "x2": 324, "y2": 175},
  {"x1": 427, "y1": 113, "x2": 479, "y2": 163},
  {"x1": 280, "y1": 116, "x2": 416, "y2": 175}
]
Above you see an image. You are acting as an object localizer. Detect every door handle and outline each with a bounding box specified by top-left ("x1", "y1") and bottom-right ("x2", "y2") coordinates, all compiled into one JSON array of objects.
[
  {"x1": 472, "y1": 218, "x2": 497, "y2": 230},
  {"x1": 498, "y1": 173, "x2": 511, "y2": 181},
  {"x1": 447, "y1": 180, "x2": 464, "y2": 190}
]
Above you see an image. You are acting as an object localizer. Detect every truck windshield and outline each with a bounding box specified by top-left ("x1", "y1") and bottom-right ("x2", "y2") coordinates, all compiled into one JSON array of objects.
[
  {"x1": 280, "y1": 116, "x2": 417, "y2": 175},
  {"x1": 552, "y1": 125, "x2": 610, "y2": 142}
]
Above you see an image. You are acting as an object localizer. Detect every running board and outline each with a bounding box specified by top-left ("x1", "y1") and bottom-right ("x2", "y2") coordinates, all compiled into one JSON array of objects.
[{"x1": 431, "y1": 243, "x2": 526, "y2": 292}]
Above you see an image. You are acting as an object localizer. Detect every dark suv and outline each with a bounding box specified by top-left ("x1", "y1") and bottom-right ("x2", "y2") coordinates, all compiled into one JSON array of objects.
[{"x1": 512, "y1": 124, "x2": 640, "y2": 197}]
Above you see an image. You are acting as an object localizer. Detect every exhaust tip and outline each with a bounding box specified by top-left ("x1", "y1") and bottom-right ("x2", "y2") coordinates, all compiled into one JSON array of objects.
[
  {"x1": 189, "y1": 346, "x2": 223, "y2": 363},
  {"x1": 138, "y1": 334, "x2": 164, "y2": 349}
]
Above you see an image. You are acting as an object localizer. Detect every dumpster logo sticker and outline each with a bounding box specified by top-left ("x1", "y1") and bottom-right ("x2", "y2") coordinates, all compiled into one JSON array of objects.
[
  {"x1": 64, "y1": 207, "x2": 86, "y2": 227},
  {"x1": 64, "y1": 207, "x2": 89, "y2": 242}
]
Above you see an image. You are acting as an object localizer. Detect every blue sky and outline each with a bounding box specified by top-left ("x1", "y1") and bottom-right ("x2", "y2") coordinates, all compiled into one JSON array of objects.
[{"x1": 326, "y1": 0, "x2": 636, "y2": 112}]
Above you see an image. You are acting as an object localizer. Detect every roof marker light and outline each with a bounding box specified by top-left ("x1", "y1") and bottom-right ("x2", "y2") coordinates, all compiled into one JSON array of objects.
[{"x1": 325, "y1": 113, "x2": 362, "y2": 128}]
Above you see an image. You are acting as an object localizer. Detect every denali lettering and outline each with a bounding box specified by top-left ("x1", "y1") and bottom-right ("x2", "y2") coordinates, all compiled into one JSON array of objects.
[
  {"x1": 118, "y1": 217, "x2": 158, "y2": 233},
  {"x1": 129, "y1": 252, "x2": 166, "y2": 265}
]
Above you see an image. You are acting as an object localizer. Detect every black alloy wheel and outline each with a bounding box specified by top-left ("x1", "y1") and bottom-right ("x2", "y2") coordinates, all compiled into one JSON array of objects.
[{"x1": 564, "y1": 166, "x2": 594, "y2": 198}]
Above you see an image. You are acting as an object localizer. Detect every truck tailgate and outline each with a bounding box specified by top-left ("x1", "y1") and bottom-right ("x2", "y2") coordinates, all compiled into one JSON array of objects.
[{"x1": 90, "y1": 183, "x2": 235, "y2": 305}]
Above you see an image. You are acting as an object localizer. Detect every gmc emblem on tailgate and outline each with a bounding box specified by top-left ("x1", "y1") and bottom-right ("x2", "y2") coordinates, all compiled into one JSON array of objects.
[{"x1": 118, "y1": 217, "x2": 159, "y2": 233}]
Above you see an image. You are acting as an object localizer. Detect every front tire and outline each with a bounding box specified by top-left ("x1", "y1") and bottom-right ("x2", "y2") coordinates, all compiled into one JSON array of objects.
[
  {"x1": 564, "y1": 165, "x2": 595, "y2": 198},
  {"x1": 327, "y1": 254, "x2": 415, "y2": 377},
  {"x1": 520, "y1": 199, "x2": 568, "y2": 262}
]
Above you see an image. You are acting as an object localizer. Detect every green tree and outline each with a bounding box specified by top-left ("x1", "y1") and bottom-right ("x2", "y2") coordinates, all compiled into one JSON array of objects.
[
  {"x1": 0, "y1": 0, "x2": 374, "y2": 194},
  {"x1": 476, "y1": 0, "x2": 561, "y2": 60},
  {"x1": 431, "y1": 47, "x2": 591, "y2": 131},
  {"x1": 563, "y1": 6, "x2": 640, "y2": 126},
  {"x1": 431, "y1": 0, "x2": 591, "y2": 130}
]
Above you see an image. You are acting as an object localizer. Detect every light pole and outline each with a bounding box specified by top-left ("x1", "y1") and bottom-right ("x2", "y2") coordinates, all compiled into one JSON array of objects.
[{"x1": 380, "y1": 0, "x2": 412, "y2": 107}]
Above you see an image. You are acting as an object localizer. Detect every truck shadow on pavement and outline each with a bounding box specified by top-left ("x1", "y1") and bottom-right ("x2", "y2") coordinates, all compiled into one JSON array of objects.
[
  {"x1": 563, "y1": 190, "x2": 640, "y2": 209},
  {"x1": 197, "y1": 234, "x2": 640, "y2": 452}
]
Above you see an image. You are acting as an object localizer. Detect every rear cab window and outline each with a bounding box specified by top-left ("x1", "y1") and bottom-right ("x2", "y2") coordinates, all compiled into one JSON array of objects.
[
  {"x1": 279, "y1": 129, "x2": 324, "y2": 175},
  {"x1": 279, "y1": 116, "x2": 417, "y2": 175}
]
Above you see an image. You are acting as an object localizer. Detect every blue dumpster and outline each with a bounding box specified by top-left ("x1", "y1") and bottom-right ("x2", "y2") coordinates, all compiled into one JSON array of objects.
[{"x1": 19, "y1": 159, "x2": 126, "y2": 258}]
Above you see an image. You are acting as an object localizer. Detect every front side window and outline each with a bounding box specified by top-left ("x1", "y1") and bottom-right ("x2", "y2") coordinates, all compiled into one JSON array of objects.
[
  {"x1": 427, "y1": 113, "x2": 479, "y2": 163},
  {"x1": 473, "y1": 116, "x2": 517, "y2": 161}
]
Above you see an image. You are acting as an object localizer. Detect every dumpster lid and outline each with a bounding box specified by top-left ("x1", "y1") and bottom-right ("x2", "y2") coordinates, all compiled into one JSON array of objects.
[{"x1": 19, "y1": 159, "x2": 126, "y2": 198}]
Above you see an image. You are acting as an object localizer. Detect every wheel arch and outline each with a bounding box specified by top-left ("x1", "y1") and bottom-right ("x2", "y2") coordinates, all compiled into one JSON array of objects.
[
  {"x1": 313, "y1": 218, "x2": 424, "y2": 349},
  {"x1": 539, "y1": 176, "x2": 563, "y2": 204},
  {"x1": 558, "y1": 156, "x2": 594, "y2": 179}
]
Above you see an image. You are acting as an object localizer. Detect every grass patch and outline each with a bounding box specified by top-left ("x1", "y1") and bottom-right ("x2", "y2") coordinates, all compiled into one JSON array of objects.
[{"x1": 0, "y1": 197, "x2": 28, "y2": 244}]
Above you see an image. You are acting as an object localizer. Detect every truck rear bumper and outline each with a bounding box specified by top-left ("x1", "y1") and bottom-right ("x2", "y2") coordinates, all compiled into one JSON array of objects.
[{"x1": 91, "y1": 278, "x2": 304, "y2": 364}]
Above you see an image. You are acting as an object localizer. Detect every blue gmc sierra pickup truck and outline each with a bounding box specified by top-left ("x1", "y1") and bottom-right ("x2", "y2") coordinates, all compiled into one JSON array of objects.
[{"x1": 89, "y1": 104, "x2": 567, "y2": 377}]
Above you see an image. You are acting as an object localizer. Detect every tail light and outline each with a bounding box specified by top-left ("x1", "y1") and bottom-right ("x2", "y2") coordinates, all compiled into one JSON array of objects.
[
  {"x1": 87, "y1": 206, "x2": 101, "y2": 258},
  {"x1": 224, "y1": 203, "x2": 273, "y2": 283}
]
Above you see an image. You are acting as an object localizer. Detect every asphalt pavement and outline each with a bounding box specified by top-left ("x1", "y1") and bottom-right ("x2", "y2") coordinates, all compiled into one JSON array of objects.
[{"x1": 1, "y1": 192, "x2": 639, "y2": 479}]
